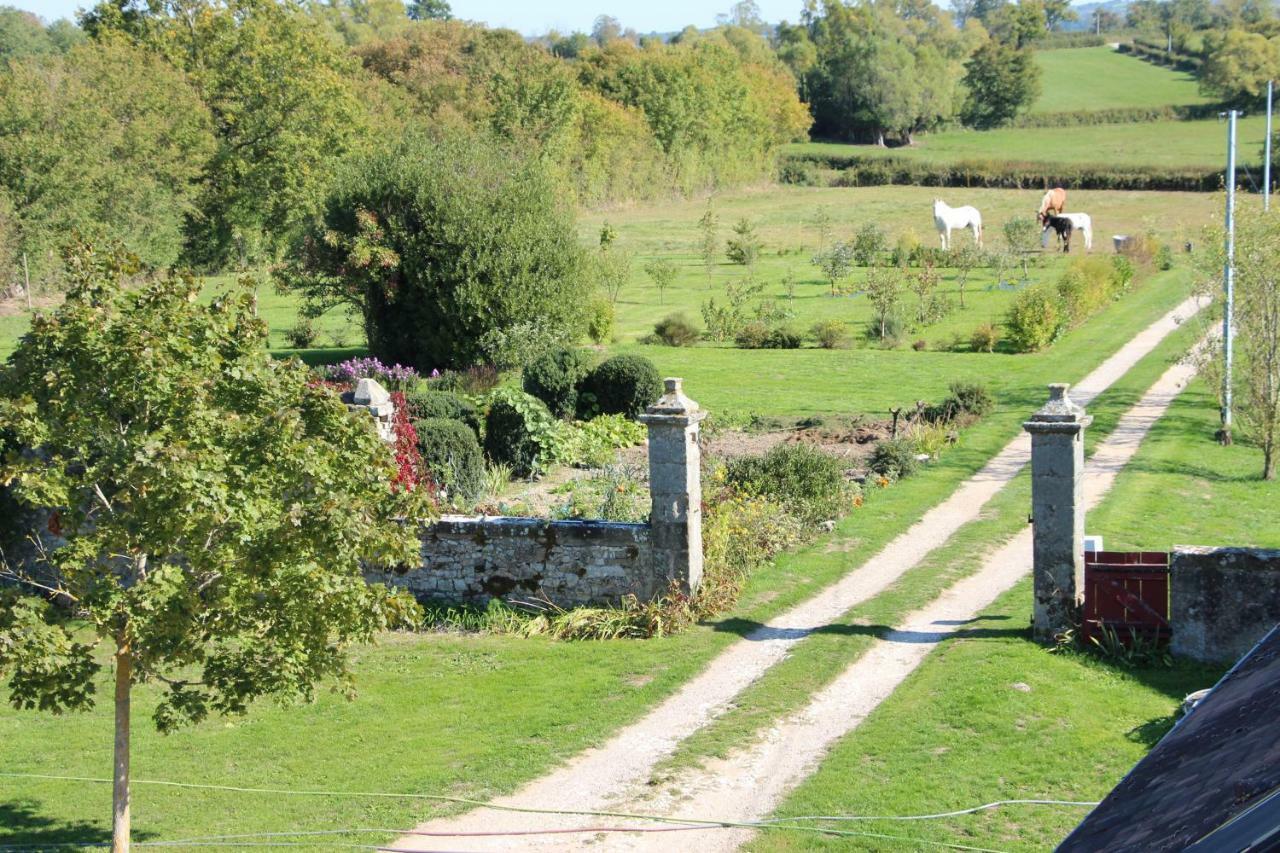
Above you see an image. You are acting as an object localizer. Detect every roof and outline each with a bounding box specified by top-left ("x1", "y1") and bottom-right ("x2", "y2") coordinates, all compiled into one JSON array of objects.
[{"x1": 1058, "y1": 625, "x2": 1280, "y2": 852}]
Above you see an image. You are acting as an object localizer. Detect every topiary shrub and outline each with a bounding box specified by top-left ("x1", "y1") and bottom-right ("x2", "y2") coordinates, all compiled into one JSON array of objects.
[
  {"x1": 404, "y1": 388, "x2": 481, "y2": 436},
  {"x1": 276, "y1": 135, "x2": 590, "y2": 370},
  {"x1": 415, "y1": 417, "x2": 485, "y2": 502},
  {"x1": 725, "y1": 443, "x2": 858, "y2": 525},
  {"x1": 522, "y1": 348, "x2": 591, "y2": 419},
  {"x1": 576, "y1": 354, "x2": 662, "y2": 420},
  {"x1": 869, "y1": 437, "x2": 920, "y2": 480},
  {"x1": 1005, "y1": 284, "x2": 1062, "y2": 353},
  {"x1": 483, "y1": 389, "x2": 563, "y2": 478}
]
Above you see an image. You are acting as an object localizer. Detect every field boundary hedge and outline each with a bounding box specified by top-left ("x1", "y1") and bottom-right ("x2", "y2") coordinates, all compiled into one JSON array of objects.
[
  {"x1": 1119, "y1": 40, "x2": 1203, "y2": 72},
  {"x1": 1013, "y1": 102, "x2": 1223, "y2": 128},
  {"x1": 781, "y1": 152, "x2": 1224, "y2": 192}
]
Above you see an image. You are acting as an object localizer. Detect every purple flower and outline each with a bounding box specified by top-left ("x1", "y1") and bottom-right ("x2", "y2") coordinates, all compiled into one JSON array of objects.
[{"x1": 322, "y1": 357, "x2": 424, "y2": 388}]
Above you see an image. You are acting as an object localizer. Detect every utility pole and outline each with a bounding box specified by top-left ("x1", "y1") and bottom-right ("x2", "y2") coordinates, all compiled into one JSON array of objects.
[
  {"x1": 1222, "y1": 109, "x2": 1237, "y2": 445},
  {"x1": 1266, "y1": 80, "x2": 1274, "y2": 212}
]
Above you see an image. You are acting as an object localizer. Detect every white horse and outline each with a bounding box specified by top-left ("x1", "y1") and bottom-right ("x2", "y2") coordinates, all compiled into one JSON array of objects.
[
  {"x1": 933, "y1": 199, "x2": 983, "y2": 250},
  {"x1": 1041, "y1": 212, "x2": 1093, "y2": 252}
]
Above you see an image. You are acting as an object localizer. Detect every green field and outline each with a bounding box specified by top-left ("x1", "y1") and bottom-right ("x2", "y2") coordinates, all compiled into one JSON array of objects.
[
  {"x1": 1032, "y1": 46, "x2": 1212, "y2": 113},
  {"x1": 791, "y1": 115, "x2": 1265, "y2": 170}
]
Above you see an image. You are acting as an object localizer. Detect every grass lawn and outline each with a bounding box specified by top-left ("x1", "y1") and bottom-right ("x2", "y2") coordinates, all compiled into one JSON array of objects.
[
  {"x1": 1088, "y1": 375, "x2": 1280, "y2": 550},
  {"x1": 0, "y1": 265, "x2": 1200, "y2": 849},
  {"x1": 789, "y1": 115, "x2": 1266, "y2": 171},
  {"x1": 1032, "y1": 47, "x2": 1211, "y2": 114}
]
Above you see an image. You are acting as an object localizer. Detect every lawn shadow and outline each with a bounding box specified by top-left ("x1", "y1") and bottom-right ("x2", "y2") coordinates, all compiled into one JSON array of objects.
[
  {"x1": 269, "y1": 345, "x2": 368, "y2": 366},
  {"x1": 0, "y1": 798, "x2": 158, "y2": 847},
  {"x1": 1126, "y1": 713, "x2": 1180, "y2": 747},
  {"x1": 707, "y1": 612, "x2": 1025, "y2": 644}
]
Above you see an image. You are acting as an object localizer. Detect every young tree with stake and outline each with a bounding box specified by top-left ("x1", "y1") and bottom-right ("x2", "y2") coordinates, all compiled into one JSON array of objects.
[{"x1": 0, "y1": 245, "x2": 427, "y2": 851}]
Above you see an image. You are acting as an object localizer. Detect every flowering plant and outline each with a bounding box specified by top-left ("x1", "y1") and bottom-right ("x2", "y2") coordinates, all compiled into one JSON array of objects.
[{"x1": 322, "y1": 357, "x2": 432, "y2": 389}]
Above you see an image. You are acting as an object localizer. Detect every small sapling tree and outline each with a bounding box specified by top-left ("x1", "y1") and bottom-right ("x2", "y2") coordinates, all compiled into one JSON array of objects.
[
  {"x1": 698, "y1": 203, "x2": 719, "y2": 283},
  {"x1": 864, "y1": 264, "x2": 904, "y2": 340},
  {"x1": 0, "y1": 246, "x2": 427, "y2": 851},
  {"x1": 812, "y1": 241, "x2": 855, "y2": 295},
  {"x1": 643, "y1": 257, "x2": 678, "y2": 305},
  {"x1": 951, "y1": 245, "x2": 980, "y2": 309},
  {"x1": 726, "y1": 217, "x2": 762, "y2": 270}
]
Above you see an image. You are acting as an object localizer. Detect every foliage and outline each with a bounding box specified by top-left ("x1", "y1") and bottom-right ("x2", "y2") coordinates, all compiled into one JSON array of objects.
[
  {"x1": 0, "y1": 38, "x2": 214, "y2": 287},
  {"x1": 962, "y1": 39, "x2": 1041, "y2": 129},
  {"x1": 643, "y1": 257, "x2": 678, "y2": 304},
  {"x1": 433, "y1": 365, "x2": 500, "y2": 396},
  {"x1": 950, "y1": 244, "x2": 982, "y2": 308},
  {"x1": 812, "y1": 319, "x2": 848, "y2": 349},
  {"x1": 596, "y1": 246, "x2": 634, "y2": 304},
  {"x1": 868, "y1": 437, "x2": 921, "y2": 480},
  {"x1": 403, "y1": 389, "x2": 481, "y2": 437},
  {"x1": 284, "y1": 318, "x2": 317, "y2": 349},
  {"x1": 1006, "y1": 284, "x2": 1063, "y2": 352},
  {"x1": 0, "y1": 244, "x2": 425, "y2": 847},
  {"x1": 1156, "y1": 244, "x2": 1175, "y2": 271},
  {"x1": 576, "y1": 354, "x2": 662, "y2": 420},
  {"x1": 650, "y1": 314, "x2": 701, "y2": 347},
  {"x1": 864, "y1": 265, "x2": 905, "y2": 341},
  {"x1": 697, "y1": 203, "x2": 719, "y2": 279},
  {"x1": 277, "y1": 135, "x2": 589, "y2": 371},
  {"x1": 725, "y1": 443, "x2": 859, "y2": 525},
  {"x1": 551, "y1": 464, "x2": 648, "y2": 522},
  {"x1": 414, "y1": 417, "x2": 486, "y2": 503},
  {"x1": 1003, "y1": 216, "x2": 1041, "y2": 255},
  {"x1": 561, "y1": 415, "x2": 647, "y2": 469},
  {"x1": 388, "y1": 390, "x2": 424, "y2": 494},
  {"x1": 1056, "y1": 256, "x2": 1127, "y2": 326},
  {"x1": 726, "y1": 218, "x2": 762, "y2": 267},
  {"x1": 852, "y1": 222, "x2": 888, "y2": 266},
  {"x1": 322, "y1": 356, "x2": 423, "y2": 391},
  {"x1": 812, "y1": 241, "x2": 855, "y2": 295},
  {"x1": 909, "y1": 262, "x2": 949, "y2": 326},
  {"x1": 735, "y1": 322, "x2": 801, "y2": 349},
  {"x1": 523, "y1": 348, "x2": 592, "y2": 420},
  {"x1": 970, "y1": 322, "x2": 1001, "y2": 353},
  {"x1": 482, "y1": 388, "x2": 566, "y2": 478},
  {"x1": 480, "y1": 318, "x2": 578, "y2": 373},
  {"x1": 585, "y1": 295, "x2": 616, "y2": 344},
  {"x1": 696, "y1": 485, "x2": 805, "y2": 615},
  {"x1": 1199, "y1": 28, "x2": 1280, "y2": 106},
  {"x1": 701, "y1": 278, "x2": 765, "y2": 342},
  {"x1": 935, "y1": 381, "x2": 995, "y2": 422}
]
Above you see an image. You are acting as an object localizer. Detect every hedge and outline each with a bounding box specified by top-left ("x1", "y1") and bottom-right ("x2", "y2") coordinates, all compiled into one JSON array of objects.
[
  {"x1": 1010, "y1": 103, "x2": 1223, "y2": 128},
  {"x1": 781, "y1": 152, "x2": 1224, "y2": 192},
  {"x1": 1119, "y1": 40, "x2": 1203, "y2": 72}
]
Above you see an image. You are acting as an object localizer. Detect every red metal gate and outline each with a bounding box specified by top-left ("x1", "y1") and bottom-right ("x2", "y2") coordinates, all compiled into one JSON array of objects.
[{"x1": 1082, "y1": 551, "x2": 1171, "y2": 646}]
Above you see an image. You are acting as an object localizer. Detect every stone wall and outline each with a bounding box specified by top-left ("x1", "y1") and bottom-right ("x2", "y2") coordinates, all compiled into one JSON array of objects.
[
  {"x1": 368, "y1": 378, "x2": 707, "y2": 609},
  {"x1": 1171, "y1": 546, "x2": 1280, "y2": 663},
  {"x1": 373, "y1": 516, "x2": 656, "y2": 607}
]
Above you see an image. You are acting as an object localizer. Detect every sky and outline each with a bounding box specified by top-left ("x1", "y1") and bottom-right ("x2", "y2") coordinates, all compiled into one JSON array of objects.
[{"x1": 14, "y1": 0, "x2": 813, "y2": 34}]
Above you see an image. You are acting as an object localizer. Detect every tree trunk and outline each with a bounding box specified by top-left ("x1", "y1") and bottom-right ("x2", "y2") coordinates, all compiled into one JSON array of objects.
[
  {"x1": 1265, "y1": 443, "x2": 1276, "y2": 481},
  {"x1": 112, "y1": 641, "x2": 132, "y2": 853}
]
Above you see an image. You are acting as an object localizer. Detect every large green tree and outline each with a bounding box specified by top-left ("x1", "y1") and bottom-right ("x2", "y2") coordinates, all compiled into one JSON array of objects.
[
  {"x1": 277, "y1": 135, "x2": 591, "y2": 370},
  {"x1": 0, "y1": 245, "x2": 425, "y2": 851},
  {"x1": 0, "y1": 37, "x2": 214, "y2": 288},
  {"x1": 961, "y1": 36, "x2": 1040, "y2": 127},
  {"x1": 1200, "y1": 28, "x2": 1280, "y2": 105}
]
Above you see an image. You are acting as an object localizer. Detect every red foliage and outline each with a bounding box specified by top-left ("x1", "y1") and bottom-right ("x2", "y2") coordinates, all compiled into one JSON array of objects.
[{"x1": 389, "y1": 391, "x2": 425, "y2": 493}]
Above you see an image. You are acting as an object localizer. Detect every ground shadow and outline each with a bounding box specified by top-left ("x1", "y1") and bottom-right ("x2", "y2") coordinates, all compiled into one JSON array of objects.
[
  {"x1": 1126, "y1": 713, "x2": 1180, "y2": 747},
  {"x1": 708, "y1": 612, "x2": 1026, "y2": 644},
  {"x1": 0, "y1": 798, "x2": 149, "y2": 848}
]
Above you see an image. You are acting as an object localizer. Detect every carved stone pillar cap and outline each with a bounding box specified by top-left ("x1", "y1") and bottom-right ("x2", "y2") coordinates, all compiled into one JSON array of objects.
[
  {"x1": 639, "y1": 378, "x2": 706, "y2": 425},
  {"x1": 1024, "y1": 382, "x2": 1092, "y2": 431}
]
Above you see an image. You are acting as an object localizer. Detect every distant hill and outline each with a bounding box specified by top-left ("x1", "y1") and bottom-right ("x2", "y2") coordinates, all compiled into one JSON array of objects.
[{"x1": 1061, "y1": 0, "x2": 1131, "y2": 32}]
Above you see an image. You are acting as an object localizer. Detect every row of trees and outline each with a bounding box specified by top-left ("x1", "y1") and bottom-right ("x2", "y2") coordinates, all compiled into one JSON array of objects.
[{"x1": 0, "y1": 0, "x2": 809, "y2": 293}]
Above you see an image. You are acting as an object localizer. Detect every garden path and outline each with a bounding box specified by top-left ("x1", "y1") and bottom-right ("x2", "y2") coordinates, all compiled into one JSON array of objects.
[{"x1": 392, "y1": 295, "x2": 1204, "y2": 851}]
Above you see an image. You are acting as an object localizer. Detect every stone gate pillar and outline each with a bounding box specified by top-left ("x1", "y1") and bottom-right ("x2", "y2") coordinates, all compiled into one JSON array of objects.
[
  {"x1": 640, "y1": 378, "x2": 706, "y2": 594},
  {"x1": 1023, "y1": 383, "x2": 1092, "y2": 642}
]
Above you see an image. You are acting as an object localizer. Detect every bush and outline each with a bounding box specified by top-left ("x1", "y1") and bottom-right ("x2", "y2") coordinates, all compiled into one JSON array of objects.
[
  {"x1": 930, "y1": 381, "x2": 994, "y2": 423},
  {"x1": 735, "y1": 321, "x2": 770, "y2": 349},
  {"x1": 970, "y1": 322, "x2": 1000, "y2": 353},
  {"x1": 868, "y1": 437, "x2": 920, "y2": 480},
  {"x1": 652, "y1": 314, "x2": 700, "y2": 347},
  {"x1": 891, "y1": 230, "x2": 922, "y2": 267},
  {"x1": 766, "y1": 325, "x2": 803, "y2": 349},
  {"x1": 434, "y1": 365, "x2": 500, "y2": 395},
  {"x1": 576, "y1": 354, "x2": 662, "y2": 420},
  {"x1": 912, "y1": 338, "x2": 928, "y2": 351},
  {"x1": 561, "y1": 414, "x2": 647, "y2": 468},
  {"x1": 285, "y1": 318, "x2": 317, "y2": 349},
  {"x1": 1005, "y1": 284, "x2": 1062, "y2": 353},
  {"x1": 1155, "y1": 244, "x2": 1174, "y2": 270},
  {"x1": 812, "y1": 319, "x2": 848, "y2": 349},
  {"x1": 1111, "y1": 254, "x2": 1136, "y2": 291},
  {"x1": 415, "y1": 417, "x2": 486, "y2": 502},
  {"x1": 523, "y1": 348, "x2": 592, "y2": 419},
  {"x1": 404, "y1": 388, "x2": 481, "y2": 436},
  {"x1": 483, "y1": 388, "x2": 564, "y2": 478},
  {"x1": 585, "y1": 295, "x2": 615, "y2": 344},
  {"x1": 479, "y1": 318, "x2": 573, "y2": 373},
  {"x1": 725, "y1": 443, "x2": 859, "y2": 525},
  {"x1": 852, "y1": 222, "x2": 887, "y2": 266},
  {"x1": 277, "y1": 135, "x2": 590, "y2": 370},
  {"x1": 1003, "y1": 216, "x2": 1040, "y2": 255}
]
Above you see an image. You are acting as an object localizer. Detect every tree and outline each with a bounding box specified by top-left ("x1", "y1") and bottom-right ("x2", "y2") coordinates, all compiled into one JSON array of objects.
[
  {"x1": 961, "y1": 38, "x2": 1041, "y2": 128},
  {"x1": 0, "y1": 244, "x2": 425, "y2": 852},
  {"x1": 592, "y1": 14, "x2": 623, "y2": 45},
  {"x1": 812, "y1": 242, "x2": 855, "y2": 295},
  {"x1": 644, "y1": 257, "x2": 678, "y2": 304},
  {"x1": 718, "y1": 0, "x2": 769, "y2": 34},
  {"x1": 951, "y1": 244, "x2": 980, "y2": 308},
  {"x1": 698, "y1": 204, "x2": 720, "y2": 281},
  {"x1": 277, "y1": 135, "x2": 591, "y2": 370},
  {"x1": 0, "y1": 38, "x2": 215, "y2": 287},
  {"x1": 864, "y1": 264, "x2": 904, "y2": 339},
  {"x1": 909, "y1": 260, "x2": 943, "y2": 325},
  {"x1": 1200, "y1": 28, "x2": 1280, "y2": 106},
  {"x1": 986, "y1": 0, "x2": 1047, "y2": 48},
  {"x1": 726, "y1": 218, "x2": 762, "y2": 268},
  {"x1": 597, "y1": 245, "x2": 633, "y2": 304},
  {"x1": 1041, "y1": 0, "x2": 1077, "y2": 31},
  {"x1": 407, "y1": 0, "x2": 451, "y2": 19}
]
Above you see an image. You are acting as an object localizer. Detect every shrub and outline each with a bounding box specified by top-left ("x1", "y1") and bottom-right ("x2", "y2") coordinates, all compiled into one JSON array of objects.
[
  {"x1": 812, "y1": 319, "x2": 848, "y2": 349},
  {"x1": 970, "y1": 322, "x2": 1000, "y2": 353},
  {"x1": 725, "y1": 443, "x2": 858, "y2": 525},
  {"x1": 404, "y1": 388, "x2": 481, "y2": 436},
  {"x1": 1005, "y1": 284, "x2": 1062, "y2": 353},
  {"x1": 285, "y1": 318, "x2": 317, "y2": 349},
  {"x1": 1111, "y1": 254, "x2": 1136, "y2": 291},
  {"x1": 1155, "y1": 244, "x2": 1174, "y2": 270},
  {"x1": 735, "y1": 321, "x2": 770, "y2": 349},
  {"x1": 869, "y1": 437, "x2": 920, "y2": 480},
  {"x1": 585, "y1": 295, "x2": 615, "y2": 344},
  {"x1": 891, "y1": 230, "x2": 922, "y2": 267},
  {"x1": 765, "y1": 325, "x2": 803, "y2": 349},
  {"x1": 912, "y1": 338, "x2": 928, "y2": 351},
  {"x1": 415, "y1": 417, "x2": 486, "y2": 502},
  {"x1": 551, "y1": 465, "x2": 648, "y2": 522},
  {"x1": 725, "y1": 218, "x2": 761, "y2": 266},
  {"x1": 561, "y1": 414, "x2": 648, "y2": 468},
  {"x1": 930, "y1": 381, "x2": 995, "y2": 423},
  {"x1": 1003, "y1": 216, "x2": 1040, "y2": 255},
  {"x1": 852, "y1": 222, "x2": 887, "y2": 266},
  {"x1": 652, "y1": 314, "x2": 700, "y2": 347},
  {"x1": 434, "y1": 365, "x2": 499, "y2": 395},
  {"x1": 523, "y1": 348, "x2": 592, "y2": 419},
  {"x1": 1117, "y1": 232, "x2": 1155, "y2": 265},
  {"x1": 483, "y1": 388, "x2": 564, "y2": 477},
  {"x1": 277, "y1": 135, "x2": 590, "y2": 370},
  {"x1": 479, "y1": 318, "x2": 573, "y2": 372},
  {"x1": 576, "y1": 354, "x2": 662, "y2": 420}
]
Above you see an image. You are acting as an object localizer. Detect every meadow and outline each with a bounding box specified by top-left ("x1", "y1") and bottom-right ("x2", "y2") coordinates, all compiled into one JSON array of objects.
[{"x1": 1031, "y1": 46, "x2": 1211, "y2": 113}]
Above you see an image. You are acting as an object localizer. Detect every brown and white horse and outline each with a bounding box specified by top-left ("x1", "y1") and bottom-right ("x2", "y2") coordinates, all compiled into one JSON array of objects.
[{"x1": 1037, "y1": 187, "x2": 1067, "y2": 225}]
